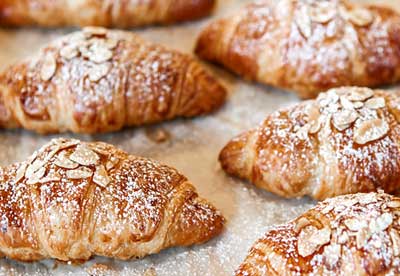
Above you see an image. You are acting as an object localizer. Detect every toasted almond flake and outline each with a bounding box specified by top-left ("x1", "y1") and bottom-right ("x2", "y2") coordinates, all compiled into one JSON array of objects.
[
  {"x1": 58, "y1": 140, "x2": 80, "y2": 151},
  {"x1": 388, "y1": 201, "x2": 400, "y2": 208},
  {"x1": 356, "y1": 227, "x2": 369, "y2": 249},
  {"x1": 308, "y1": 119, "x2": 321, "y2": 134},
  {"x1": 309, "y1": 2, "x2": 336, "y2": 23},
  {"x1": 26, "y1": 167, "x2": 46, "y2": 185},
  {"x1": 40, "y1": 53, "x2": 57, "y2": 81},
  {"x1": 268, "y1": 252, "x2": 286, "y2": 272},
  {"x1": 69, "y1": 145, "x2": 99, "y2": 166},
  {"x1": 296, "y1": 124, "x2": 310, "y2": 140},
  {"x1": 104, "y1": 38, "x2": 118, "y2": 49},
  {"x1": 347, "y1": 88, "x2": 374, "y2": 102},
  {"x1": 340, "y1": 96, "x2": 354, "y2": 110},
  {"x1": 323, "y1": 244, "x2": 341, "y2": 268},
  {"x1": 90, "y1": 145, "x2": 109, "y2": 156},
  {"x1": 348, "y1": 8, "x2": 374, "y2": 27},
  {"x1": 55, "y1": 152, "x2": 79, "y2": 169},
  {"x1": 332, "y1": 109, "x2": 358, "y2": 131},
  {"x1": 337, "y1": 230, "x2": 349, "y2": 244},
  {"x1": 318, "y1": 91, "x2": 340, "y2": 108},
  {"x1": 40, "y1": 176, "x2": 61, "y2": 183},
  {"x1": 25, "y1": 159, "x2": 45, "y2": 178},
  {"x1": 87, "y1": 45, "x2": 113, "y2": 63},
  {"x1": 365, "y1": 97, "x2": 385, "y2": 109},
  {"x1": 390, "y1": 230, "x2": 400, "y2": 256},
  {"x1": 321, "y1": 204, "x2": 334, "y2": 214},
  {"x1": 294, "y1": 217, "x2": 310, "y2": 233},
  {"x1": 298, "y1": 226, "x2": 331, "y2": 257},
  {"x1": 93, "y1": 165, "x2": 111, "y2": 188},
  {"x1": 66, "y1": 167, "x2": 93, "y2": 180},
  {"x1": 106, "y1": 156, "x2": 119, "y2": 171},
  {"x1": 344, "y1": 218, "x2": 360, "y2": 231},
  {"x1": 296, "y1": 5, "x2": 312, "y2": 38},
  {"x1": 15, "y1": 163, "x2": 27, "y2": 183},
  {"x1": 352, "y1": 101, "x2": 364, "y2": 109},
  {"x1": 88, "y1": 63, "x2": 111, "y2": 82},
  {"x1": 353, "y1": 119, "x2": 389, "y2": 145},
  {"x1": 60, "y1": 45, "x2": 78, "y2": 60},
  {"x1": 376, "y1": 213, "x2": 393, "y2": 231},
  {"x1": 83, "y1": 27, "x2": 107, "y2": 38}
]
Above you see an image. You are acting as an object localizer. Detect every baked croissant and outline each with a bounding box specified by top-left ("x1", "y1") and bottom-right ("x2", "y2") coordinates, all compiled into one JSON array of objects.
[
  {"x1": 0, "y1": 0, "x2": 215, "y2": 28},
  {"x1": 196, "y1": 0, "x2": 400, "y2": 99},
  {"x1": 0, "y1": 138, "x2": 225, "y2": 261},
  {"x1": 0, "y1": 27, "x2": 226, "y2": 134},
  {"x1": 220, "y1": 87, "x2": 400, "y2": 200},
  {"x1": 236, "y1": 192, "x2": 400, "y2": 275}
]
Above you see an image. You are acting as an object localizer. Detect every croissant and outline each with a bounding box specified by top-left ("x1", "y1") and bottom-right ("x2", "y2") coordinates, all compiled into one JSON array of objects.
[
  {"x1": 236, "y1": 192, "x2": 400, "y2": 275},
  {"x1": 0, "y1": 138, "x2": 225, "y2": 261},
  {"x1": 196, "y1": 0, "x2": 400, "y2": 99},
  {"x1": 220, "y1": 87, "x2": 400, "y2": 200},
  {"x1": 0, "y1": 27, "x2": 226, "y2": 134},
  {"x1": 0, "y1": 0, "x2": 215, "y2": 28}
]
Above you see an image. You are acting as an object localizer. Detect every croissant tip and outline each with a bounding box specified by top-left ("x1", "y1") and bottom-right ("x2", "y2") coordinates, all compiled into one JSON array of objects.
[
  {"x1": 195, "y1": 19, "x2": 225, "y2": 60},
  {"x1": 168, "y1": 0, "x2": 216, "y2": 23}
]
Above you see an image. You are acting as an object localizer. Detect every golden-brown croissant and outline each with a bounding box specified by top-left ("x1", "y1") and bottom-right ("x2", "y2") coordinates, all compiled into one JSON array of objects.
[
  {"x1": 0, "y1": 0, "x2": 215, "y2": 28},
  {"x1": 220, "y1": 87, "x2": 400, "y2": 200},
  {"x1": 0, "y1": 138, "x2": 225, "y2": 262},
  {"x1": 196, "y1": 0, "x2": 400, "y2": 99},
  {"x1": 236, "y1": 192, "x2": 400, "y2": 275},
  {"x1": 0, "y1": 27, "x2": 226, "y2": 134}
]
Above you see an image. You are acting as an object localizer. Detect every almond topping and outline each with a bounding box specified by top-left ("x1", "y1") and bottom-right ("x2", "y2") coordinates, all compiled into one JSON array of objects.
[
  {"x1": 93, "y1": 165, "x2": 111, "y2": 188},
  {"x1": 88, "y1": 63, "x2": 111, "y2": 82},
  {"x1": 40, "y1": 53, "x2": 57, "y2": 81},
  {"x1": 390, "y1": 230, "x2": 400, "y2": 256},
  {"x1": 26, "y1": 167, "x2": 46, "y2": 185},
  {"x1": 332, "y1": 109, "x2": 358, "y2": 131},
  {"x1": 15, "y1": 163, "x2": 27, "y2": 184},
  {"x1": 298, "y1": 226, "x2": 331, "y2": 257},
  {"x1": 365, "y1": 97, "x2": 385, "y2": 110},
  {"x1": 348, "y1": 8, "x2": 374, "y2": 27},
  {"x1": 347, "y1": 88, "x2": 374, "y2": 102},
  {"x1": 60, "y1": 45, "x2": 78, "y2": 60},
  {"x1": 66, "y1": 167, "x2": 93, "y2": 180},
  {"x1": 296, "y1": 6, "x2": 312, "y2": 38},
  {"x1": 54, "y1": 152, "x2": 79, "y2": 169},
  {"x1": 69, "y1": 145, "x2": 99, "y2": 166},
  {"x1": 309, "y1": 2, "x2": 336, "y2": 23},
  {"x1": 353, "y1": 119, "x2": 389, "y2": 145}
]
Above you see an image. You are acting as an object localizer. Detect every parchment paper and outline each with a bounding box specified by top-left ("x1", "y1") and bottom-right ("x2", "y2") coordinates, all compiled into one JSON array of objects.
[{"x1": 0, "y1": 0, "x2": 398, "y2": 275}]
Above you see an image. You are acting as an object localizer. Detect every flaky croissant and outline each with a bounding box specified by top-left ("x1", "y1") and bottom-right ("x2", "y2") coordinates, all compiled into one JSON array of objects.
[
  {"x1": 220, "y1": 87, "x2": 400, "y2": 200},
  {"x1": 0, "y1": 0, "x2": 215, "y2": 28},
  {"x1": 0, "y1": 138, "x2": 224, "y2": 261},
  {"x1": 196, "y1": 0, "x2": 400, "y2": 99},
  {"x1": 236, "y1": 192, "x2": 400, "y2": 275},
  {"x1": 0, "y1": 27, "x2": 226, "y2": 134}
]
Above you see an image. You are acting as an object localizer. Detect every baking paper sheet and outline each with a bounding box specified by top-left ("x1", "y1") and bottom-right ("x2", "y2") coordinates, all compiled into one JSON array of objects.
[{"x1": 0, "y1": 0, "x2": 398, "y2": 275}]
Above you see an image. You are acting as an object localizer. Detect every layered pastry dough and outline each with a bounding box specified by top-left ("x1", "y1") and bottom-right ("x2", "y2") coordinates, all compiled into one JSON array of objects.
[
  {"x1": 0, "y1": 27, "x2": 226, "y2": 134},
  {"x1": 0, "y1": 0, "x2": 215, "y2": 28},
  {"x1": 220, "y1": 87, "x2": 400, "y2": 200},
  {"x1": 196, "y1": 0, "x2": 400, "y2": 98},
  {"x1": 0, "y1": 138, "x2": 225, "y2": 261},
  {"x1": 236, "y1": 192, "x2": 400, "y2": 275}
]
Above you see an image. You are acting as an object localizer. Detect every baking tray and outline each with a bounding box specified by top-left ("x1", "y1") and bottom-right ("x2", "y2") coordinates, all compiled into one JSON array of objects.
[{"x1": 0, "y1": 0, "x2": 398, "y2": 275}]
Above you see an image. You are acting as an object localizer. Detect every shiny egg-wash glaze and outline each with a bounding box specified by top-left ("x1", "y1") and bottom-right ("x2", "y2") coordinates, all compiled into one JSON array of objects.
[
  {"x1": 196, "y1": 0, "x2": 400, "y2": 99},
  {"x1": 220, "y1": 87, "x2": 400, "y2": 200},
  {"x1": 236, "y1": 192, "x2": 400, "y2": 275},
  {"x1": 0, "y1": 138, "x2": 224, "y2": 261},
  {"x1": 0, "y1": 27, "x2": 226, "y2": 134},
  {"x1": 0, "y1": 0, "x2": 216, "y2": 28}
]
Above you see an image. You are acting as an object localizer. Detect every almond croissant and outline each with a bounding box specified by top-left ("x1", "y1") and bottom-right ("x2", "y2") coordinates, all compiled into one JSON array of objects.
[
  {"x1": 220, "y1": 87, "x2": 400, "y2": 200},
  {"x1": 0, "y1": 138, "x2": 224, "y2": 261},
  {"x1": 236, "y1": 192, "x2": 400, "y2": 275},
  {"x1": 196, "y1": 0, "x2": 400, "y2": 99},
  {"x1": 0, "y1": 27, "x2": 226, "y2": 134},
  {"x1": 0, "y1": 0, "x2": 215, "y2": 28}
]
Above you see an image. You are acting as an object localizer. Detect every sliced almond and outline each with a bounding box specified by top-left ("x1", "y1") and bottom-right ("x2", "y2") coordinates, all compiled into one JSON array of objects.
[
  {"x1": 356, "y1": 227, "x2": 369, "y2": 249},
  {"x1": 87, "y1": 45, "x2": 113, "y2": 63},
  {"x1": 93, "y1": 165, "x2": 111, "y2": 188},
  {"x1": 348, "y1": 8, "x2": 374, "y2": 27},
  {"x1": 66, "y1": 167, "x2": 93, "y2": 180},
  {"x1": 387, "y1": 201, "x2": 400, "y2": 209},
  {"x1": 15, "y1": 163, "x2": 27, "y2": 184},
  {"x1": 40, "y1": 53, "x2": 57, "y2": 81},
  {"x1": 26, "y1": 167, "x2": 46, "y2": 185},
  {"x1": 309, "y1": 2, "x2": 336, "y2": 23},
  {"x1": 296, "y1": 5, "x2": 312, "y2": 38},
  {"x1": 323, "y1": 244, "x2": 341, "y2": 268},
  {"x1": 353, "y1": 119, "x2": 389, "y2": 145},
  {"x1": 298, "y1": 225, "x2": 331, "y2": 257},
  {"x1": 69, "y1": 145, "x2": 99, "y2": 166},
  {"x1": 296, "y1": 124, "x2": 310, "y2": 140},
  {"x1": 376, "y1": 213, "x2": 393, "y2": 231},
  {"x1": 340, "y1": 96, "x2": 354, "y2": 110},
  {"x1": 83, "y1": 27, "x2": 107, "y2": 38},
  {"x1": 25, "y1": 159, "x2": 45, "y2": 178},
  {"x1": 104, "y1": 38, "x2": 118, "y2": 50},
  {"x1": 344, "y1": 218, "x2": 361, "y2": 231},
  {"x1": 332, "y1": 109, "x2": 358, "y2": 131},
  {"x1": 294, "y1": 217, "x2": 310, "y2": 233},
  {"x1": 347, "y1": 88, "x2": 374, "y2": 102},
  {"x1": 390, "y1": 229, "x2": 400, "y2": 256},
  {"x1": 88, "y1": 63, "x2": 111, "y2": 82},
  {"x1": 352, "y1": 101, "x2": 364, "y2": 109},
  {"x1": 54, "y1": 152, "x2": 79, "y2": 169},
  {"x1": 40, "y1": 176, "x2": 61, "y2": 183},
  {"x1": 60, "y1": 45, "x2": 78, "y2": 60},
  {"x1": 106, "y1": 156, "x2": 119, "y2": 171},
  {"x1": 365, "y1": 97, "x2": 385, "y2": 110}
]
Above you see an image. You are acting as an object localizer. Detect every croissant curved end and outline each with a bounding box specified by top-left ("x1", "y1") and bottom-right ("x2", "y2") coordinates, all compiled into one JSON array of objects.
[
  {"x1": 195, "y1": 19, "x2": 225, "y2": 62},
  {"x1": 167, "y1": 195, "x2": 225, "y2": 247}
]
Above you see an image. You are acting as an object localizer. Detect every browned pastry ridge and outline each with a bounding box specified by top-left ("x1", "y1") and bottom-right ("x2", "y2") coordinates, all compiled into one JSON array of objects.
[
  {"x1": 0, "y1": 138, "x2": 225, "y2": 261},
  {"x1": 196, "y1": 0, "x2": 400, "y2": 99},
  {"x1": 220, "y1": 87, "x2": 400, "y2": 200},
  {"x1": 236, "y1": 192, "x2": 400, "y2": 275},
  {"x1": 0, "y1": 0, "x2": 215, "y2": 28},
  {"x1": 0, "y1": 27, "x2": 226, "y2": 134}
]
